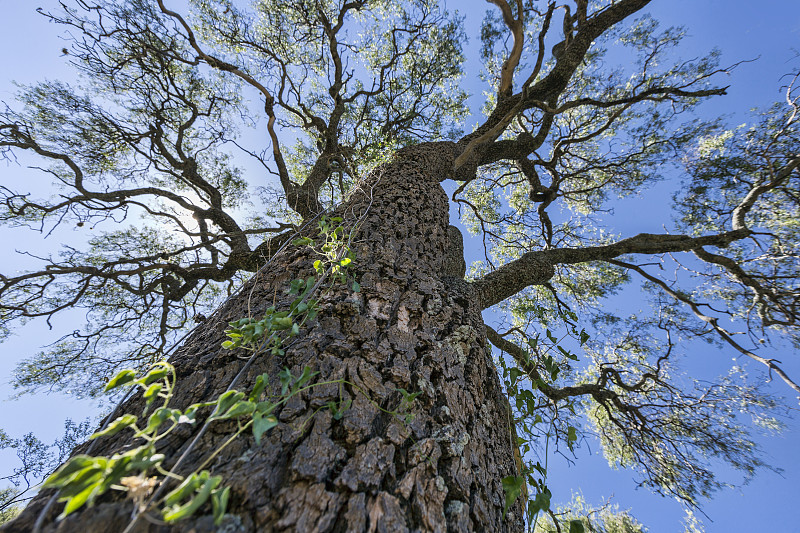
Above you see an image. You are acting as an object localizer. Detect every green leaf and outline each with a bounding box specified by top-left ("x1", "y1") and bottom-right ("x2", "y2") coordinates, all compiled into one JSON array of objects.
[
  {"x1": 279, "y1": 368, "x2": 293, "y2": 395},
  {"x1": 137, "y1": 367, "x2": 169, "y2": 387},
  {"x1": 54, "y1": 466, "x2": 105, "y2": 498},
  {"x1": 103, "y1": 369, "x2": 136, "y2": 392},
  {"x1": 162, "y1": 475, "x2": 221, "y2": 522},
  {"x1": 164, "y1": 473, "x2": 202, "y2": 507},
  {"x1": 252, "y1": 412, "x2": 278, "y2": 445},
  {"x1": 143, "y1": 383, "x2": 163, "y2": 406},
  {"x1": 501, "y1": 475, "x2": 524, "y2": 518},
  {"x1": 351, "y1": 281, "x2": 361, "y2": 292},
  {"x1": 135, "y1": 407, "x2": 172, "y2": 436},
  {"x1": 328, "y1": 398, "x2": 351, "y2": 420},
  {"x1": 128, "y1": 452, "x2": 165, "y2": 471},
  {"x1": 271, "y1": 316, "x2": 294, "y2": 330},
  {"x1": 306, "y1": 300, "x2": 319, "y2": 321},
  {"x1": 527, "y1": 488, "x2": 551, "y2": 518},
  {"x1": 558, "y1": 345, "x2": 579, "y2": 361},
  {"x1": 255, "y1": 400, "x2": 277, "y2": 415},
  {"x1": 249, "y1": 374, "x2": 268, "y2": 402},
  {"x1": 295, "y1": 366, "x2": 318, "y2": 389},
  {"x1": 208, "y1": 390, "x2": 246, "y2": 421},
  {"x1": 526, "y1": 337, "x2": 539, "y2": 351},
  {"x1": 182, "y1": 402, "x2": 210, "y2": 423},
  {"x1": 59, "y1": 477, "x2": 102, "y2": 518},
  {"x1": 211, "y1": 486, "x2": 231, "y2": 526},
  {"x1": 397, "y1": 388, "x2": 421, "y2": 405},
  {"x1": 567, "y1": 426, "x2": 578, "y2": 442},
  {"x1": 569, "y1": 520, "x2": 585, "y2": 533},
  {"x1": 96, "y1": 454, "x2": 134, "y2": 493},
  {"x1": 213, "y1": 400, "x2": 256, "y2": 421},
  {"x1": 579, "y1": 329, "x2": 590, "y2": 346},
  {"x1": 43, "y1": 456, "x2": 100, "y2": 488},
  {"x1": 89, "y1": 414, "x2": 137, "y2": 440},
  {"x1": 288, "y1": 278, "x2": 304, "y2": 295}
]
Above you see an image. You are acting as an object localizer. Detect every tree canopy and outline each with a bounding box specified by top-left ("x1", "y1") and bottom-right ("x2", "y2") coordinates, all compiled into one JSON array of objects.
[{"x1": 1, "y1": 0, "x2": 798, "y2": 528}]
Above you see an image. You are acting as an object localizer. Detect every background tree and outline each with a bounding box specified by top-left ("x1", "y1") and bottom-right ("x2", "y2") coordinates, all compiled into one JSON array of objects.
[
  {"x1": 533, "y1": 493, "x2": 647, "y2": 533},
  {"x1": 0, "y1": 0, "x2": 798, "y2": 531}
]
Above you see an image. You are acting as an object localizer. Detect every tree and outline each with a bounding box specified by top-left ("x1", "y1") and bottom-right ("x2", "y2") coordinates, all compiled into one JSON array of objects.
[
  {"x1": 0, "y1": 0, "x2": 798, "y2": 531},
  {"x1": 534, "y1": 493, "x2": 647, "y2": 533}
]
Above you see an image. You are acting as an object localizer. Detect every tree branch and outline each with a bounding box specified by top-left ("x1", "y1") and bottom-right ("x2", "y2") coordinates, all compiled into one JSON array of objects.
[
  {"x1": 472, "y1": 229, "x2": 749, "y2": 309},
  {"x1": 609, "y1": 259, "x2": 800, "y2": 395}
]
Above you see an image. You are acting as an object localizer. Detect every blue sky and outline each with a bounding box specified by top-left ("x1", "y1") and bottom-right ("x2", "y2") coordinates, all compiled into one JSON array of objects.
[{"x1": 1, "y1": 0, "x2": 799, "y2": 531}]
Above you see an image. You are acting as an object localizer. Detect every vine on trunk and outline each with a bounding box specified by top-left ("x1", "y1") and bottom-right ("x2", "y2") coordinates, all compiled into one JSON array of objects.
[{"x1": 38, "y1": 215, "x2": 419, "y2": 527}]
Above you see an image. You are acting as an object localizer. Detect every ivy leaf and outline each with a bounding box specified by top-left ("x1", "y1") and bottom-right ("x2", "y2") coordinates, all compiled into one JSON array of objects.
[
  {"x1": 143, "y1": 383, "x2": 163, "y2": 406},
  {"x1": 295, "y1": 366, "x2": 318, "y2": 389},
  {"x1": 527, "y1": 488, "x2": 551, "y2": 519},
  {"x1": 211, "y1": 486, "x2": 231, "y2": 526},
  {"x1": 162, "y1": 474, "x2": 221, "y2": 522},
  {"x1": 249, "y1": 374, "x2": 268, "y2": 402},
  {"x1": 164, "y1": 472, "x2": 203, "y2": 507},
  {"x1": 137, "y1": 367, "x2": 169, "y2": 387},
  {"x1": 252, "y1": 411, "x2": 279, "y2": 445},
  {"x1": 328, "y1": 397, "x2": 352, "y2": 420},
  {"x1": 89, "y1": 414, "x2": 137, "y2": 440},
  {"x1": 103, "y1": 369, "x2": 136, "y2": 392},
  {"x1": 569, "y1": 520, "x2": 586, "y2": 533},
  {"x1": 567, "y1": 426, "x2": 578, "y2": 442},
  {"x1": 501, "y1": 475, "x2": 524, "y2": 518},
  {"x1": 59, "y1": 477, "x2": 103, "y2": 518},
  {"x1": 208, "y1": 391, "x2": 245, "y2": 421},
  {"x1": 43, "y1": 455, "x2": 100, "y2": 487},
  {"x1": 135, "y1": 407, "x2": 174, "y2": 436},
  {"x1": 209, "y1": 397, "x2": 254, "y2": 421},
  {"x1": 279, "y1": 368, "x2": 293, "y2": 395},
  {"x1": 271, "y1": 316, "x2": 294, "y2": 330}
]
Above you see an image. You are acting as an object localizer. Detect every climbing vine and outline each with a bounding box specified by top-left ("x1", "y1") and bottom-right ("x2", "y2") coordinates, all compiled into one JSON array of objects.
[
  {"x1": 39, "y1": 215, "x2": 416, "y2": 527},
  {"x1": 498, "y1": 308, "x2": 589, "y2": 532}
]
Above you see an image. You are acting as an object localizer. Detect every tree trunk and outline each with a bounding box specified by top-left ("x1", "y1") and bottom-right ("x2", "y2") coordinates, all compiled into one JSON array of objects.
[{"x1": 5, "y1": 143, "x2": 525, "y2": 532}]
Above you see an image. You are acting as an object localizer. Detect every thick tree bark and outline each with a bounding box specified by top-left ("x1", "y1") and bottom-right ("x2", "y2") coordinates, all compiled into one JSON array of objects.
[{"x1": 5, "y1": 144, "x2": 524, "y2": 532}]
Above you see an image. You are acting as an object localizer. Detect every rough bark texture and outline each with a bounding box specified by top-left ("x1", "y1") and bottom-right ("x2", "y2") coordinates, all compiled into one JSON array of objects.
[{"x1": 6, "y1": 144, "x2": 524, "y2": 532}]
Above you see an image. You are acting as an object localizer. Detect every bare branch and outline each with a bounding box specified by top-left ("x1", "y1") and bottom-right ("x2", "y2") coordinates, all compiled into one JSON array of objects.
[
  {"x1": 610, "y1": 259, "x2": 800, "y2": 395},
  {"x1": 472, "y1": 229, "x2": 749, "y2": 309}
]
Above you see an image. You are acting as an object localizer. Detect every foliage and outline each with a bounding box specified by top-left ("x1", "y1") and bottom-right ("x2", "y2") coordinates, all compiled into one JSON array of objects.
[
  {"x1": 1, "y1": 0, "x2": 799, "y2": 528},
  {"x1": 0, "y1": 487, "x2": 22, "y2": 526},
  {"x1": 0, "y1": 419, "x2": 93, "y2": 518},
  {"x1": 0, "y1": 0, "x2": 466, "y2": 398},
  {"x1": 534, "y1": 493, "x2": 647, "y2": 533},
  {"x1": 34, "y1": 218, "x2": 417, "y2": 526}
]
